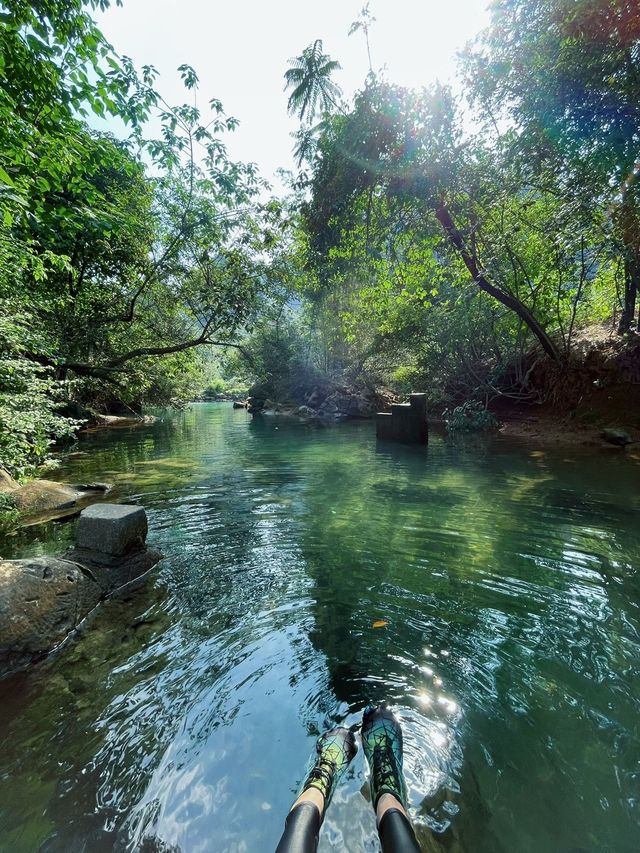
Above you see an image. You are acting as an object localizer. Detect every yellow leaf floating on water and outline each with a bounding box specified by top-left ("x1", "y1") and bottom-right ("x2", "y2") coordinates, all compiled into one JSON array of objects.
[{"x1": 372, "y1": 620, "x2": 388, "y2": 628}]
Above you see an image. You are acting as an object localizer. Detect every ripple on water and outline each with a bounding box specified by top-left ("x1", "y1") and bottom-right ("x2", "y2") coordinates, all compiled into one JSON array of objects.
[{"x1": 0, "y1": 405, "x2": 639, "y2": 852}]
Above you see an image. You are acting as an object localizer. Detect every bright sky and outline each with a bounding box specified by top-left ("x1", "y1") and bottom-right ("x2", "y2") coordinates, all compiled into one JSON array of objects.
[{"x1": 95, "y1": 0, "x2": 490, "y2": 187}]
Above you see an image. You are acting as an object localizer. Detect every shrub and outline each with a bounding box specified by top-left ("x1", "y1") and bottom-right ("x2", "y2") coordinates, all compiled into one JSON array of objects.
[
  {"x1": 443, "y1": 400, "x2": 499, "y2": 432},
  {"x1": 0, "y1": 359, "x2": 81, "y2": 478},
  {"x1": 0, "y1": 492, "x2": 20, "y2": 534}
]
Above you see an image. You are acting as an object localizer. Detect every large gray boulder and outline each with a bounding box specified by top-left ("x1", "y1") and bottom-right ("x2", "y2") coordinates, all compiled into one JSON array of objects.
[{"x1": 0, "y1": 504, "x2": 161, "y2": 679}]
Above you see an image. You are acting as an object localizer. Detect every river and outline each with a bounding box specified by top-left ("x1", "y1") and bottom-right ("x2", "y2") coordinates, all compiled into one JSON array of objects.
[{"x1": 0, "y1": 403, "x2": 638, "y2": 852}]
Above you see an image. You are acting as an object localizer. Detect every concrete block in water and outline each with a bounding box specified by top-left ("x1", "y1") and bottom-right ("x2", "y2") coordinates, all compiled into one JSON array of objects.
[
  {"x1": 376, "y1": 393, "x2": 428, "y2": 444},
  {"x1": 76, "y1": 503, "x2": 148, "y2": 557}
]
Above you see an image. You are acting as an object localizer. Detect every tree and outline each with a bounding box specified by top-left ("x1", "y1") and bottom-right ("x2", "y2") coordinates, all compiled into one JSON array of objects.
[
  {"x1": 0, "y1": 315, "x2": 80, "y2": 478},
  {"x1": 20, "y1": 108, "x2": 265, "y2": 383},
  {"x1": 464, "y1": 0, "x2": 640, "y2": 330},
  {"x1": 0, "y1": 0, "x2": 269, "y2": 474},
  {"x1": 302, "y1": 82, "x2": 564, "y2": 362},
  {"x1": 0, "y1": 0, "x2": 150, "y2": 284},
  {"x1": 348, "y1": 3, "x2": 376, "y2": 76},
  {"x1": 284, "y1": 39, "x2": 343, "y2": 123}
]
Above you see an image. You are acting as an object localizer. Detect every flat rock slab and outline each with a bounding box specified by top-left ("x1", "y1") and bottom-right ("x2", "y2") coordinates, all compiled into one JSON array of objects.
[
  {"x1": 12, "y1": 480, "x2": 80, "y2": 513},
  {"x1": 8, "y1": 479, "x2": 112, "y2": 527},
  {"x1": 76, "y1": 504, "x2": 147, "y2": 558},
  {"x1": 82, "y1": 414, "x2": 157, "y2": 431}
]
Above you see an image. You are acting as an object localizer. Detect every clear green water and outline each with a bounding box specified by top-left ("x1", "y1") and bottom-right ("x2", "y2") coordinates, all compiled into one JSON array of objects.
[{"x1": 0, "y1": 403, "x2": 639, "y2": 853}]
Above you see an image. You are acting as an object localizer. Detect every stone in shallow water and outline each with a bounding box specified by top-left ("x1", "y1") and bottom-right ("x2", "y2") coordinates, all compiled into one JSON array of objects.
[
  {"x1": 0, "y1": 503, "x2": 160, "y2": 679},
  {"x1": 601, "y1": 428, "x2": 632, "y2": 446},
  {"x1": 0, "y1": 557, "x2": 100, "y2": 676},
  {"x1": 76, "y1": 503, "x2": 147, "y2": 557}
]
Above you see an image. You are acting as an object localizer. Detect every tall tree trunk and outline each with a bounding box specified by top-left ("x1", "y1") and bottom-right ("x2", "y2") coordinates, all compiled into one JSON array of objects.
[
  {"x1": 618, "y1": 251, "x2": 639, "y2": 333},
  {"x1": 434, "y1": 203, "x2": 562, "y2": 363},
  {"x1": 616, "y1": 194, "x2": 640, "y2": 333}
]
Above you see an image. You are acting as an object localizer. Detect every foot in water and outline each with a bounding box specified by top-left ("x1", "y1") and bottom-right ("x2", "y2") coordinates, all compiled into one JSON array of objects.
[
  {"x1": 299, "y1": 727, "x2": 358, "y2": 810},
  {"x1": 361, "y1": 704, "x2": 408, "y2": 809}
]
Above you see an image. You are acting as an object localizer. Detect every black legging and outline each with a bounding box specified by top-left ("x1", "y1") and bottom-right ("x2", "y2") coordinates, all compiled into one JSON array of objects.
[{"x1": 275, "y1": 802, "x2": 422, "y2": 853}]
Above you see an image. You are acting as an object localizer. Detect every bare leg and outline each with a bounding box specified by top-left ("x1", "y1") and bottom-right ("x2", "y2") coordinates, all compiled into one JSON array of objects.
[{"x1": 290, "y1": 787, "x2": 325, "y2": 818}]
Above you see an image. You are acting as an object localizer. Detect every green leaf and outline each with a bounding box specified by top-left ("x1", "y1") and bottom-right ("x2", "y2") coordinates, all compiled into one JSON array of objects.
[{"x1": 0, "y1": 166, "x2": 14, "y2": 187}]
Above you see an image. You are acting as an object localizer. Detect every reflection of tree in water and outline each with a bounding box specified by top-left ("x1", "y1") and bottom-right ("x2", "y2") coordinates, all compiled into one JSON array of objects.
[
  {"x1": 298, "y1": 437, "x2": 512, "y2": 707},
  {"x1": 295, "y1": 435, "x2": 640, "y2": 852},
  {"x1": 3, "y1": 409, "x2": 639, "y2": 852},
  {"x1": 292, "y1": 439, "x2": 497, "y2": 849}
]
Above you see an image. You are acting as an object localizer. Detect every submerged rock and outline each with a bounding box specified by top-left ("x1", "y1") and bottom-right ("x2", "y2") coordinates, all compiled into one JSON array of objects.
[{"x1": 601, "y1": 428, "x2": 632, "y2": 446}]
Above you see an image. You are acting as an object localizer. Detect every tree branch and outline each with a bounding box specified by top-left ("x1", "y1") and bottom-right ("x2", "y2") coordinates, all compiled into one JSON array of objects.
[{"x1": 434, "y1": 202, "x2": 561, "y2": 363}]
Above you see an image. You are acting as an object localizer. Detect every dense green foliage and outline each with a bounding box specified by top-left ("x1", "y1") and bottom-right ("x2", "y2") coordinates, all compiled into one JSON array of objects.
[
  {"x1": 0, "y1": 317, "x2": 81, "y2": 479},
  {"x1": 0, "y1": 0, "x2": 271, "y2": 474},
  {"x1": 1, "y1": 0, "x2": 638, "y2": 475},
  {"x1": 260, "y1": 0, "x2": 637, "y2": 414},
  {"x1": 465, "y1": 0, "x2": 640, "y2": 332},
  {"x1": 443, "y1": 401, "x2": 499, "y2": 433},
  {"x1": 220, "y1": 0, "x2": 640, "y2": 418}
]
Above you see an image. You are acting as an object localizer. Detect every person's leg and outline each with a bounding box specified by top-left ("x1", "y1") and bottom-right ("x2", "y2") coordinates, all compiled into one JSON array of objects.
[
  {"x1": 376, "y1": 794, "x2": 422, "y2": 853},
  {"x1": 362, "y1": 706, "x2": 422, "y2": 853},
  {"x1": 275, "y1": 727, "x2": 357, "y2": 853}
]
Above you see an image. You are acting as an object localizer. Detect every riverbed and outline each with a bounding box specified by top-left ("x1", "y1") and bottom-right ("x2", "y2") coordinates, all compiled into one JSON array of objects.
[{"x1": 0, "y1": 403, "x2": 638, "y2": 852}]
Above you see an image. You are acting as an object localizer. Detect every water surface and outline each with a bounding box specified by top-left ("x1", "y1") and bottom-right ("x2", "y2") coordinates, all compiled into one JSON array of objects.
[{"x1": 0, "y1": 403, "x2": 638, "y2": 853}]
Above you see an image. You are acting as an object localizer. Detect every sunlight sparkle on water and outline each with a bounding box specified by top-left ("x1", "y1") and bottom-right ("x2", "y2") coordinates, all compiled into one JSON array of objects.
[
  {"x1": 1, "y1": 404, "x2": 638, "y2": 852},
  {"x1": 431, "y1": 729, "x2": 448, "y2": 749},
  {"x1": 437, "y1": 696, "x2": 459, "y2": 715}
]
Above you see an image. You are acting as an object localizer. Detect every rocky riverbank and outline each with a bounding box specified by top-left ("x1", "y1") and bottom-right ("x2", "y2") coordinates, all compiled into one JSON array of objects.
[
  {"x1": 0, "y1": 409, "x2": 160, "y2": 532},
  {"x1": 246, "y1": 381, "x2": 398, "y2": 422},
  {"x1": 491, "y1": 330, "x2": 640, "y2": 448}
]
